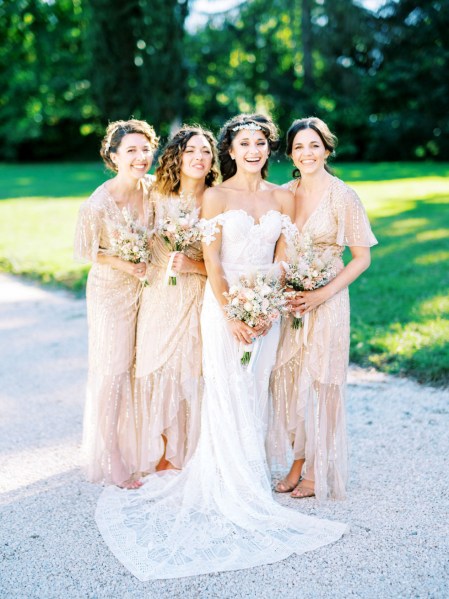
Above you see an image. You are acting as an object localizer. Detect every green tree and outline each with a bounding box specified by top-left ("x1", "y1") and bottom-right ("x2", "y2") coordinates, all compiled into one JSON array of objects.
[
  {"x1": 184, "y1": 0, "x2": 375, "y2": 158},
  {"x1": 366, "y1": 0, "x2": 449, "y2": 160},
  {"x1": 87, "y1": 0, "x2": 189, "y2": 135},
  {"x1": 0, "y1": 0, "x2": 97, "y2": 160}
]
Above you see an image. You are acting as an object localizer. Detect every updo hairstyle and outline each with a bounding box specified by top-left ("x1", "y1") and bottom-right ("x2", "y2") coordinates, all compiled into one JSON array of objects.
[
  {"x1": 218, "y1": 113, "x2": 280, "y2": 181},
  {"x1": 100, "y1": 119, "x2": 159, "y2": 173}
]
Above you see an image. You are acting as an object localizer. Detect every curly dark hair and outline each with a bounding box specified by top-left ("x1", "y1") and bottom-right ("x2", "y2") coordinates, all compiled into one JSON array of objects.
[
  {"x1": 217, "y1": 113, "x2": 280, "y2": 181},
  {"x1": 100, "y1": 119, "x2": 159, "y2": 173},
  {"x1": 154, "y1": 125, "x2": 220, "y2": 196},
  {"x1": 286, "y1": 117, "x2": 338, "y2": 179}
]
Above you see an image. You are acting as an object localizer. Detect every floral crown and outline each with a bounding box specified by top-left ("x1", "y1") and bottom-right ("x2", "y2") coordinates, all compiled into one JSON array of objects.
[{"x1": 231, "y1": 122, "x2": 262, "y2": 133}]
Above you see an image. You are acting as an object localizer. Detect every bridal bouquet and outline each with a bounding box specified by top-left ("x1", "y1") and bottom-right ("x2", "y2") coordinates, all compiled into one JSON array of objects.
[
  {"x1": 223, "y1": 272, "x2": 286, "y2": 366},
  {"x1": 284, "y1": 234, "x2": 337, "y2": 329},
  {"x1": 155, "y1": 194, "x2": 201, "y2": 285},
  {"x1": 109, "y1": 207, "x2": 150, "y2": 285}
]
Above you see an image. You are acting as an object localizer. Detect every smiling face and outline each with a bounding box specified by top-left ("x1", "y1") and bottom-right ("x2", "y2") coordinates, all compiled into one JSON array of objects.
[
  {"x1": 180, "y1": 134, "x2": 213, "y2": 181},
  {"x1": 111, "y1": 133, "x2": 154, "y2": 180},
  {"x1": 291, "y1": 128, "x2": 330, "y2": 176},
  {"x1": 229, "y1": 129, "x2": 269, "y2": 174}
]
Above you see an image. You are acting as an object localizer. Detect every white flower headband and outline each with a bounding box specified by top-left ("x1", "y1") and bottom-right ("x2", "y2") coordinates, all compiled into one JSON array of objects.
[
  {"x1": 104, "y1": 125, "x2": 127, "y2": 153},
  {"x1": 231, "y1": 122, "x2": 262, "y2": 133}
]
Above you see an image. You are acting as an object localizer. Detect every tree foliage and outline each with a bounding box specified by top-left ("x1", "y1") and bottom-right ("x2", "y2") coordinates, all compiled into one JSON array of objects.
[
  {"x1": 365, "y1": 0, "x2": 449, "y2": 160},
  {"x1": 87, "y1": 0, "x2": 188, "y2": 133},
  {"x1": 0, "y1": 0, "x2": 96, "y2": 159},
  {"x1": 0, "y1": 0, "x2": 447, "y2": 160}
]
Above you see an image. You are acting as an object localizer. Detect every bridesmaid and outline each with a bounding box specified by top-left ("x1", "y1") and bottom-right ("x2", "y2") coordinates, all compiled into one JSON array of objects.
[
  {"x1": 271, "y1": 117, "x2": 377, "y2": 500},
  {"x1": 135, "y1": 125, "x2": 219, "y2": 474},
  {"x1": 74, "y1": 119, "x2": 159, "y2": 488}
]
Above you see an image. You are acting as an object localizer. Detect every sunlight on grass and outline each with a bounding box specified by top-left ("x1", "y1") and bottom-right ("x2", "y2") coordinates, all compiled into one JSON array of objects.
[
  {"x1": 416, "y1": 230, "x2": 449, "y2": 242},
  {"x1": 417, "y1": 295, "x2": 449, "y2": 317},
  {"x1": 358, "y1": 318, "x2": 449, "y2": 383},
  {"x1": 0, "y1": 197, "x2": 88, "y2": 290},
  {"x1": 414, "y1": 251, "x2": 449, "y2": 265}
]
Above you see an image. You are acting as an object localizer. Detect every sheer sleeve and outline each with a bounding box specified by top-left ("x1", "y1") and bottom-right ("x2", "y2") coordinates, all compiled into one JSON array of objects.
[
  {"x1": 333, "y1": 182, "x2": 378, "y2": 247},
  {"x1": 280, "y1": 214, "x2": 298, "y2": 248},
  {"x1": 73, "y1": 198, "x2": 104, "y2": 263},
  {"x1": 199, "y1": 215, "x2": 224, "y2": 246}
]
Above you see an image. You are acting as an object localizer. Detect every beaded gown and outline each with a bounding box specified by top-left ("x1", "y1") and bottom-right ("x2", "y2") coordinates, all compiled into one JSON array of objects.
[
  {"x1": 95, "y1": 208, "x2": 347, "y2": 581},
  {"x1": 270, "y1": 177, "x2": 377, "y2": 500},
  {"x1": 74, "y1": 177, "x2": 153, "y2": 486},
  {"x1": 134, "y1": 192, "x2": 206, "y2": 474}
]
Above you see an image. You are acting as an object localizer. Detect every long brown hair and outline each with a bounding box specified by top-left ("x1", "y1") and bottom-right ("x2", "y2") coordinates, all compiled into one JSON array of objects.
[
  {"x1": 154, "y1": 125, "x2": 220, "y2": 195},
  {"x1": 218, "y1": 113, "x2": 280, "y2": 181}
]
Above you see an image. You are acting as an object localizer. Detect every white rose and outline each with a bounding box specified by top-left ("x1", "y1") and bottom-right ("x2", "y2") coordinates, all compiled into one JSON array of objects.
[
  {"x1": 244, "y1": 302, "x2": 253, "y2": 312},
  {"x1": 244, "y1": 289, "x2": 256, "y2": 300},
  {"x1": 231, "y1": 297, "x2": 240, "y2": 306}
]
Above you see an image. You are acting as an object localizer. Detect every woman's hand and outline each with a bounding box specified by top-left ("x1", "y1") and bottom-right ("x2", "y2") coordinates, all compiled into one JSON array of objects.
[
  {"x1": 227, "y1": 320, "x2": 257, "y2": 345},
  {"x1": 113, "y1": 257, "x2": 147, "y2": 279},
  {"x1": 287, "y1": 286, "x2": 331, "y2": 316},
  {"x1": 227, "y1": 320, "x2": 271, "y2": 344},
  {"x1": 171, "y1": 253, "x2": 202, "y2": 274}
]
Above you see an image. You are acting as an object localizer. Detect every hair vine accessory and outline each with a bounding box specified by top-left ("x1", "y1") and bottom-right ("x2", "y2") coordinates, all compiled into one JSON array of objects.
[
  {"x1": 105, "y1": 125, "x2": 126, "y2": 153},
  {"x1": 231, "y1": 122, "x2": 262, "y2": 133}
]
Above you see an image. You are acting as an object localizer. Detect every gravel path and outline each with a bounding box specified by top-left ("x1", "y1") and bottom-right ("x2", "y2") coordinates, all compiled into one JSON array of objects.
[{"x1": 0, "y1": 272, "x2": 448, "y2": 599}]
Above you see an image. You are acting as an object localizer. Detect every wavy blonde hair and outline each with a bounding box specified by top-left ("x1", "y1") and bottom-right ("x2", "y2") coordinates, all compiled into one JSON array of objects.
[
  {"x1": 100, "y1": 119, "x2": 159, "y2": 172},
  {"x1": 154, "y1": 125, "x2": 220, "y2": 195}
]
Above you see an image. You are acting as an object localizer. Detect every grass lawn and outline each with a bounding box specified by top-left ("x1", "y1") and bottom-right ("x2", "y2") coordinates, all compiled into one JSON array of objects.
[{"x1": 0, "y1": 161, "x2": 448, "y2": 385}]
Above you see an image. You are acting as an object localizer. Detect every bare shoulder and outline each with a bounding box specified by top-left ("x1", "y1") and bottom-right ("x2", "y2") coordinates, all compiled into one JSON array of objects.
[{"x1": 202, "y1": 185, "x2": 227, "y2": 218}]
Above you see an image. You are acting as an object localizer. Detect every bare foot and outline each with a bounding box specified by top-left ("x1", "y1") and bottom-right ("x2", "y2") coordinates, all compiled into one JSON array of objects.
[
  {"x1": 275, "y1": 458, "x2": 305, "y2": 493},
  {"x1": 118, "y1": 477, "x2": 143, "y2": 490},
  {"x1": 275, "y1": 476, "x2": 300, "y2": 493},
  {"x1": 291, "y1": 480, "x2": 315, "y2": 498}
]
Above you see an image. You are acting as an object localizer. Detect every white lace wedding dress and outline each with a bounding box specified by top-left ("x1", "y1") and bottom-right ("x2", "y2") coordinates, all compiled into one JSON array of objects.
[{"x1": 95, "y1": 209, "x2": 347, "y2": 580}]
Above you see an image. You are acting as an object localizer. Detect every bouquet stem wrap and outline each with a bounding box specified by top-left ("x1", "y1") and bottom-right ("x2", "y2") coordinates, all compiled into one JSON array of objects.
[
  {"x1": 165, "y1": 251, "x2": 179, "y2": 286},
  {"x1": 239, "y1": 342, "x2": 253, "y2": 366}
]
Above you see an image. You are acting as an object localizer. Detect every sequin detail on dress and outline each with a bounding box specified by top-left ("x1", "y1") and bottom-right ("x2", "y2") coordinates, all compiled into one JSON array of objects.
[
  {"x1": 74, "y1": 176, "x2": 154, "y2": 486},
  {"x1": 270, "y1": 177, "x2": 377, "y2": 500},
  {"x1": 134, "y1": 191, "x2": 206, "y2": 474}
]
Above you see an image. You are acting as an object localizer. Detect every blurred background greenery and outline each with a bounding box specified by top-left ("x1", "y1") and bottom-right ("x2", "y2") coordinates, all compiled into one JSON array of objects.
[
  {"x1": 0, "y1": 0, "x2": 448, "y2": 161},
  {"x1": 0, "y1": 0, "x2": 448, "y2": 385}
]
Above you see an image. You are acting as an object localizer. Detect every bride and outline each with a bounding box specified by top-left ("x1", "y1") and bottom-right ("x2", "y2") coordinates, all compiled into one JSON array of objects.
[{"x1": 95, "y1": 114, "x2": 347, "y2": 580}]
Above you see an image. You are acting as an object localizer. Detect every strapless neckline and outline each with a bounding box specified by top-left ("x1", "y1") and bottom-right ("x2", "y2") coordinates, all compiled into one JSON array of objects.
[{"x1": 219, "y1": 208, "x2": 282, "y2": 227}]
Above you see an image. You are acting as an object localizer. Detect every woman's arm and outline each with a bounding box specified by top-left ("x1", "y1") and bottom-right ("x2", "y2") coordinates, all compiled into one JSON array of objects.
[
  {"x1": 274, "y1": 188, "x2": 295, "y2": 263},
  {"x1": 96, "y1": 254, "x2": 147, "y2": 278},
  {"x1": 201, "y1": 188, "x2": 255, "y2": 344},
  {"x1": 290, "y1": 245, "x2": 371, "y2": 316},
  {"x1": 201, "y1": 188, "x2": 228, "y2": 307},
  {"x1": 171, "y1": 253, "x2": 207, "y2": 276}
]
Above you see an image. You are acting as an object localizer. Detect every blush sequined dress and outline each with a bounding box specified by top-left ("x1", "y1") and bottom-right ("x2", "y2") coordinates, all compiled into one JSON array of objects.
[
  {"x1": 74, "y1": 177, "x2": 153, "y2": 486},
  {"x1": 133, "y1": 192, "x2": 206, "y2": 474},
  {"x1": 270, "y1": 176, "x2": 378, "y2": 500}
]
